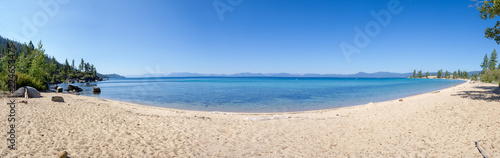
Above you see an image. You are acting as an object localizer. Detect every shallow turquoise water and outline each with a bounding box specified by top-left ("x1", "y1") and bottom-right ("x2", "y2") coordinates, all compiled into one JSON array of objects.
[{"x1": 57, "y1": 77, "x2": 464, "y2": 112}]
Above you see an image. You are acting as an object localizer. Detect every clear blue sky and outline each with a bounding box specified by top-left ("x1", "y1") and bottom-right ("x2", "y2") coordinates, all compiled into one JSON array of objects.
[{"x1": 0, "y1": 0, "x2": 498, "y2": 76}]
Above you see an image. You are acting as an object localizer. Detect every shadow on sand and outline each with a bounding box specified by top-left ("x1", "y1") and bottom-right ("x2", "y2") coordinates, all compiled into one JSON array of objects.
[{"x1": 452, "y1": 86, "x2": 500, "y2": 102}]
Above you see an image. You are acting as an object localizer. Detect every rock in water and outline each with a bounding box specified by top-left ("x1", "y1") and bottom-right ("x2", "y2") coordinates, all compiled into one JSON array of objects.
[
  {"x1": 67, "y1": 85, "x2": 82, "y2": 92},
  {"x1": 52, "y1": 96, "x2": 64, "y2": 102},
  {"x1": 67, "y1": 85, "x2": 76, "y2": 91},
  {"x1": 54, "y1": 85, "x2": 58, "y2": 90},
  {"x1": 58, "y1": 151, "x2": 68, "y2": 158},
  {"x1": 92, "y1": 86, "x2": 101, "y2": 93},
  {"x1": 57, "y1": 87, "x2": 63, "y2": 93},
  {"x1": 12, "y1": 87, "x2": 41, "y2": 98}
]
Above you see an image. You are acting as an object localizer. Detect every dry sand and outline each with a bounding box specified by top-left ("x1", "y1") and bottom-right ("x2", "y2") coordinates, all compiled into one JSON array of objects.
[{"x1": 1, "y1": 81, "x2": 499, "y2": 157}]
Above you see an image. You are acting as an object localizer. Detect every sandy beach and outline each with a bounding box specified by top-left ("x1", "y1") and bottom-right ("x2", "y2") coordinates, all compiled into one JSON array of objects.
[{"x1": 1, "y1": 81, "x2": 499, "y2": 157}]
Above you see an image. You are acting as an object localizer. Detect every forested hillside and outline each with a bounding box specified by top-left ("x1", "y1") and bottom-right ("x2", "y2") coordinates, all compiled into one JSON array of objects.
[{"x1": 0, "y1": 36, "x2": 103, "y2": 91}]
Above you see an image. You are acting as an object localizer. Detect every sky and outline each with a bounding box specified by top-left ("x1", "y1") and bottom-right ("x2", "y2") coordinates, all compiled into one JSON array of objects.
[{"x1": 0, "y1": 0, "x2": 499, "y2": 76}]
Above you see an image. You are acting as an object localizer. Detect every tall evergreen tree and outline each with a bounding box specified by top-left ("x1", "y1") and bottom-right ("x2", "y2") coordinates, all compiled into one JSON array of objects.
[
  {"x1": 71, "y1": 59, "x2": 75, "y2": 72},
  {"x1": 489, "y1": 49, "x2": 498, "y2": 70},
  {"x1": 412, "y1": 70, "x2": 416, "y2": 78},
  {"x1": 64, "y1": 59, "x2": 70, "y2": 73},
  {"x1": 481, "y1": 54, "x2": 489, "y2": 71}
]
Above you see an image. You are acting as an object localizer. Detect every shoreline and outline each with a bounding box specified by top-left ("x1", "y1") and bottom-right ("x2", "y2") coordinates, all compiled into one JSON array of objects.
[
  {"x1": 54, "y1": 78, "x2": 467, "y2": 114},
  {"x1": 1, "y1": 81, "x2": 499, "y2": 157}
]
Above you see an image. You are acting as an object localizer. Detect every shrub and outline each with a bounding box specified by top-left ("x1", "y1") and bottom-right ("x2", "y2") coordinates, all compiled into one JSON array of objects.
[
  {"x1": 0, "y1": 73, "x2": 8, "y2": 91},
  {"x1": 480, "y1": 69, "x2": 500, "y2": 83},
  {"x1": 0, "y1": 73, "x2": 47, "y2": 91},
  {"x1": 16, "y1": 72, "x2": 46, "y2": 91}
]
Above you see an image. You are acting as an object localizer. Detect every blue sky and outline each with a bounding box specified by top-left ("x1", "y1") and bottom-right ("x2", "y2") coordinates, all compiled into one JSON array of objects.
[{"x1": 0, "y1": 0, "x2": 498, "y2": 76}]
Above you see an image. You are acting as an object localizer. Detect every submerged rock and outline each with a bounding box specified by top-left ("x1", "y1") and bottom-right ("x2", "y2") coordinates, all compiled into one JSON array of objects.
[
  {"x1": 57, "y1": 87, "x2": 63, "y2": 93},
  {"x1": 12, "y1": 87, "x2": 41, "y2": 98}
]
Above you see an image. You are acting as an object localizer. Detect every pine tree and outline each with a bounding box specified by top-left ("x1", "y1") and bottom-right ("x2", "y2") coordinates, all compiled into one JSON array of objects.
[
  {"x1": 453, "y1": 71, "x2": 457, "y2": 79},
  {"x1": 71, "y1": 59, "x2": 75, "y2": 72},
  {"x1": 417, "y1": 70, "x2": 422, "y2": 78},
  {"x1": 489, "y1": 49, "x2": 498, "y2": 70},
  {"x1": 481, "y1": 54, "x2": 489, "y2": 72},
  {"x1": 64, "y1": 59, "x2": 69, "y2": 73},
  {"x1": 425, "y1": 72, "x2": 429, "y2": 78},
  {"x1": 437, "y1": 69, "x2": 443, "y2": 78},
  {"x1": 412, "y1": 70, "x2": 416, "y2": 78},
  {"x1": 79, "y1": 58, "x2": 84, "y2": 72}
]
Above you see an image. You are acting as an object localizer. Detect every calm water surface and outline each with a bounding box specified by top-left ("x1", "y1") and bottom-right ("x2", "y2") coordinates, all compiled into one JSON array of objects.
[{"x1": 57, "y1": 77, "x2": 465, "y2": 112}]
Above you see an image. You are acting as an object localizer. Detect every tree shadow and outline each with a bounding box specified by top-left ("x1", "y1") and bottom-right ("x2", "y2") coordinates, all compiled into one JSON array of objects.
[{"x1": 452, "y1": 86, "x2": 500, "y2": 102}]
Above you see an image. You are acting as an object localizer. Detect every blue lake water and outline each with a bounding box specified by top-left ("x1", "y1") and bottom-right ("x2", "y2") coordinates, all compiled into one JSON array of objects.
[{"x1": 57, "y1": 77, "x2": 465, "y2": 113}]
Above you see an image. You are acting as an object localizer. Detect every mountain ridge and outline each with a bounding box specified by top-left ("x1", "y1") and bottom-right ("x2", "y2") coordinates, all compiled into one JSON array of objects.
[
  {"x1": 126, "y1": 71, "x2": 483, "y2": 78},
  {"x1": 126, "y1": 71, "x2": 418, "y2": 78}
]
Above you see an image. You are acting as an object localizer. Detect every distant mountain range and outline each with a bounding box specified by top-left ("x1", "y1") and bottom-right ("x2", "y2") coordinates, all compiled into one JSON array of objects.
[
  {"x1": 127, "y1": 72, "x2": 415, "y2": 78},
  {"x1": 98, "y1": 73, "x2": 126, "y2": 78},
  {"x1": 124, "y1": 71, "x2": 482, "y2": 78},
  {"x1": 120, "y1": 71, "x2": 481, "y2": 78}
]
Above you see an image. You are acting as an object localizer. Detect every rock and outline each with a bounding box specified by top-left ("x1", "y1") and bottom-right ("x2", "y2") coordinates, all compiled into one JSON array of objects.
[
  {"x1": 51, "y1": 96, "x2": 64, "y2": 102},
  {"x1": 12, "y1": 87, "x2": 41, "y2": 98},
  {"x1": 58, "y1": 151, "x2": 68, "y2": 158},
  {"x1": 399, "y1": 99, "x2": 403, "y2": 102},
  {"x1": 54, "y1": 85, "x2": 58, "y2": 89},
  {"x1": 67, "y1": 85, "x2": 82, "y2": 92},
  {"x1": 67, "y1": 85, "x2": 76, "y2": 91},
  {"x1": 57, "y1": 87, "x2": 63, "y2": 93},
  {"x1": 92, "y1": 86, "x2": 101, "y2": 93}
]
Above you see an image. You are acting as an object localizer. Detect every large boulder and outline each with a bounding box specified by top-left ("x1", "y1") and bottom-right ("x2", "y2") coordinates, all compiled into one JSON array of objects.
[
  {"x1": 67, "y1": 85, "x2": 76, "y2": 91},
  {"x1": 67, "y1": 85, "x2": 82, "y2": 92},
  {"x1": 12, "y1": 87, "x2": 41, "y2": 98},
  {"x1": 92, "y1": 86, "x2": 101, "y2": 93}
]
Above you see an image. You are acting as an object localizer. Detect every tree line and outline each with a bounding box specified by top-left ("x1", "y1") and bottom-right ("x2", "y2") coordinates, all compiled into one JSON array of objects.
[
  {"x1": 411, "y1": 69, "x2": 476, "y2": 80},
  {"x1": 479, "y1": 49, "x2": 500, "y2": 83},
  {"x1": 0, "y1": 37, "x2": 101, "y2": 91}
]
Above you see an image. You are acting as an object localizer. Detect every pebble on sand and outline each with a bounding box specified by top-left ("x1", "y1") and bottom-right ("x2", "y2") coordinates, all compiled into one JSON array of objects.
[{"x1": 58, "y1": 151, "x2": 68, "y2": 158}]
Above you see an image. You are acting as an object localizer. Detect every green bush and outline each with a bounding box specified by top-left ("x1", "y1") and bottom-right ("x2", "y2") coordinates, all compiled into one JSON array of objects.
[
  {"x1": 480, "y1": 69, "x2": 500, "y2": 83},
  {"x1": 16, "y1": 72, "x2": 46, "y2": 91},
  {"x1": 0, "y1": 72, "x2": 47, "y2": 91},
  {"x1": 0, "y1": 73, "x2": 8, "y2": 91}
]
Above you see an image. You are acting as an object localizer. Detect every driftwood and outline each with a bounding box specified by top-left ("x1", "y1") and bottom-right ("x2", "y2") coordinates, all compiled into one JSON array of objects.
[
  {"x1": 24, "y1": 88, "x2": 28, "y2": 99},
  {"x1": 475, "y1": 139, "x2": 488, "y2": 158}
]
